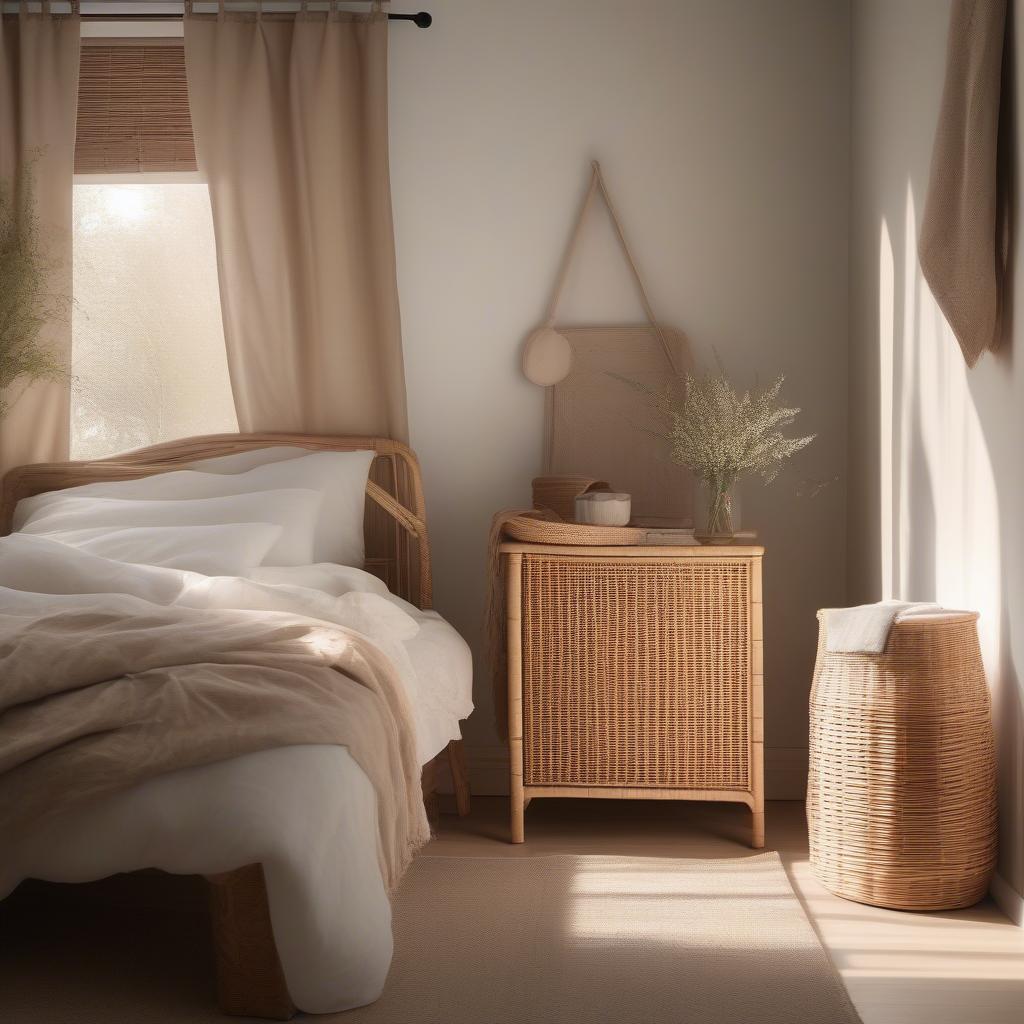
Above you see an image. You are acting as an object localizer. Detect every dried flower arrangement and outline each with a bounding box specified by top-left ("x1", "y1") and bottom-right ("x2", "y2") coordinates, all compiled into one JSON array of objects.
[
  {"x1": 621, "y1": 367, "x2": 815, "y2": 537},
  {"x1": 0, "y1": 158, "x2": 67, "y2": 421}
]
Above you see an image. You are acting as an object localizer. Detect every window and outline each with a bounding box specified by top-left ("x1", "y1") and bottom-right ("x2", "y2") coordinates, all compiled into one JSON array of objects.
[
  {"x1": 71, "y1": 39, "x2": 236, "y2": 459},
  {"x1": 71, "y1": 179, "x2": 238, "y2": 459}
]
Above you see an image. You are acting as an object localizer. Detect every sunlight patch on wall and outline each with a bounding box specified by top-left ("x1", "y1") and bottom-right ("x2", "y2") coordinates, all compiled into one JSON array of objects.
[
  {"x1": 878, "y1": 217, "x2": 895, "y2": 599},
  {"x1": 71, "y1": 183, "x2": 238, "y2": 459},
  {"x1": 918, "y1": 282, "x2": 1001, "y2": 676},
  {"x1": 881, "y1": 181, "x2": 1001, "y2": 677},
  {"x1": 897, "y1": 182, "x2": 919, "y2": 601}
]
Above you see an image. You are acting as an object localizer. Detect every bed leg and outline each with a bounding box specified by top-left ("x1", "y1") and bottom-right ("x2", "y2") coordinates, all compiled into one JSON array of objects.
[
  {"x1": 447, "y1": 739, "x2": 471, "y2": 817},
  {"x1": 206, "y1": 864, "x2": 296, "y2": 1020},
  {"x1": 421, "y1": 755, "x2": 441, "y2": 824}
]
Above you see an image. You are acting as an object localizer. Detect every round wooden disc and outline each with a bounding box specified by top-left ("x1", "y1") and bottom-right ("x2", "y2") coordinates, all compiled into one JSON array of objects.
[{"x1": 522, "y1": 325, "x2": 573, "y2": 386}]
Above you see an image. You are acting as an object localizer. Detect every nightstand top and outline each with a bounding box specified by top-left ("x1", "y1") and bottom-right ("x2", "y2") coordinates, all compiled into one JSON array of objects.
[{"x1": 498, "y1": 541, "x2": 765, "y2": 557}]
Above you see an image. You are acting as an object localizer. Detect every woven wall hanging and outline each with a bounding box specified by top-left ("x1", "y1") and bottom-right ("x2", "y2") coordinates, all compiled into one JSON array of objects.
[{"x1": 522, "y1": 161, "x2": 693, "y2": 524}]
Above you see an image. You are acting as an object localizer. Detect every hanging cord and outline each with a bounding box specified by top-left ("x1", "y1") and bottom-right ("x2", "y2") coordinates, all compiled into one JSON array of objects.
[
  {"x1": 543, "y1": 169, "x2": 600, "y2": 326},
  {"x1": 543, "y1": 161, "x2": 681, "y2": 377}
]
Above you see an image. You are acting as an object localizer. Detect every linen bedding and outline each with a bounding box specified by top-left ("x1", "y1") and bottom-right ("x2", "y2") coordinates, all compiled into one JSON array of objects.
[
  {"x1": 12, "y1": 448, "x2": 376, "y2": 567},
  {"x1": 0, "y1": 526, "x2": 473, "y2": 1012}
]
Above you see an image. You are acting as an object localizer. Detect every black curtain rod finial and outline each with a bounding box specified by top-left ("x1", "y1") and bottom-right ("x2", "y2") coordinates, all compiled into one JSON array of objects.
[{"x1": 389, "y1": 11, "x2": 431, "y2": 28}]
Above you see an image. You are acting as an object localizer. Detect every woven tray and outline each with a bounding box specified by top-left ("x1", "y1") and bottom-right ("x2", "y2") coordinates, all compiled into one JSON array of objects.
[{"x1": 501, "y1": 514, "x2": 644, "y2": 546}]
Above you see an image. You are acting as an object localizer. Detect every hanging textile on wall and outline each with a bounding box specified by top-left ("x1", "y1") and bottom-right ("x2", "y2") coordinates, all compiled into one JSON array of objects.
[
  {"x1": 919, "y1": 0, "x2": 1009, "y2": 368},
  {"x1": 522, "y1": 161, "x2": 693, "y2": 524}
]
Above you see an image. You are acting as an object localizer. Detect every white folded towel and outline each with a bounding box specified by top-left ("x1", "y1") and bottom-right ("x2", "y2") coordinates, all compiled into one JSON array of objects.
[{"x1": 824, "y1": 601, "x2": 943, "y2": 654}]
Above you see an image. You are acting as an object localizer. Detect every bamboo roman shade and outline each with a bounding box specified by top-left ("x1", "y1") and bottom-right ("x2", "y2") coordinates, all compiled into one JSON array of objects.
[{"x1": 75, "y1": 44, "x2": 196, "y2": 173}]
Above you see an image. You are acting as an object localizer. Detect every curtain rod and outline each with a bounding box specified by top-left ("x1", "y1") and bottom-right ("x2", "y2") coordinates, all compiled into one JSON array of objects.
[
  {"x1": 27, "y1": 3, "x2": 432, "y2": 28},
  {"x1": 80, "y1": 13, "x2": 433, "y2": 26}
]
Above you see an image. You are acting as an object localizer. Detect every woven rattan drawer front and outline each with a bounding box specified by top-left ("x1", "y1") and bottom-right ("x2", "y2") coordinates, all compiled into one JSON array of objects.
[{"x1": 521, "y1": 555, "x2": 752, "y2": 790}]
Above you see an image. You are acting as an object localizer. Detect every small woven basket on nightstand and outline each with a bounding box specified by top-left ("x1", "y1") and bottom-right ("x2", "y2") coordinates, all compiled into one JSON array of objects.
[
  {"x1": 807, "y1": 610, "x2": 997, "y2": 911},
  {"x1": 531, "y1": 476, "x2": 610, "y2": 523}
]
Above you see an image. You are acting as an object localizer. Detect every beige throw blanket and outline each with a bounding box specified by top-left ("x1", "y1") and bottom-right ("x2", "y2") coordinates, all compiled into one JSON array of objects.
[
  {"x1": 919, "y1": 0, "x2": 1009, "y2": 367},
  {"x1": 0, "y1": 589, "x2": 429, "y2": 892}
]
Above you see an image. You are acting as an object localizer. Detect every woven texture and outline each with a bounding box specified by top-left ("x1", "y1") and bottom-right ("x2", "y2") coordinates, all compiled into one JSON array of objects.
[
  {"x1": 501, "y1": 515, "x2": 643, "y2": 547},
  {"x1": 76, "y1": 45, "x2": 196, "y2": 173},
  {"x1": 531, "y1": 475, "x2": 609, "y2": 522},
  {"x1": 808, "y1": 612, "x2": 997, "y2": 910},
  {"x1": 521, "y1": 555, "x2": 751, "y2": 789}
]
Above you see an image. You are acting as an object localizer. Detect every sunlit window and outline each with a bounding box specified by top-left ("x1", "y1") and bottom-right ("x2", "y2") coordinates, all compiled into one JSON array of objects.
[{"x1": 71, "y1": 180, "x2": 238, "y2": 459}]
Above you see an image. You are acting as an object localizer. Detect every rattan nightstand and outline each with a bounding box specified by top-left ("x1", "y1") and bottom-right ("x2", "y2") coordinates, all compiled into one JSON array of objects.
[{"x1": 501, "y1": 542, "x2": 765, "y2": 847}]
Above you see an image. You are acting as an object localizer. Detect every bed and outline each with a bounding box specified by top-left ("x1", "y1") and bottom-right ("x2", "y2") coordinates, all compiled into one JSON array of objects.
[{"x1": 0, "y1": 433, "x2": 473, "y2": 1019}]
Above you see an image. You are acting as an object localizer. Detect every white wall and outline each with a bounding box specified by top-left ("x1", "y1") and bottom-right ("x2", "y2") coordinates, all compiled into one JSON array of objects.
[
  {"x1": 849, "y1": 0, "x2": 1024, "y2": 902},
  {"x1": 389, "y1": 0, "x2": 850, "y2": 796}
]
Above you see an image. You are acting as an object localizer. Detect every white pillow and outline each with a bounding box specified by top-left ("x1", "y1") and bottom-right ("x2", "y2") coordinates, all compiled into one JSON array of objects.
[
  {"x1": 13, "y1": 450, "x2": 374, "y2": 567},
  {"x1": 185, "y1": 446, "x2": 313, "y2": 475},
  {"x1": 40, "y1": 523, "x2": 283, "y2": 576},
  {"x1": 19, "y1": 489, "x2": 323, "y2": 567}
]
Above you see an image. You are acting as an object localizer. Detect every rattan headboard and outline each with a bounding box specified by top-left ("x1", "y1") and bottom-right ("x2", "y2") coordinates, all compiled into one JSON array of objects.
[{"x1": 0, "y1": 432, "x2": 432, "y2": 610}]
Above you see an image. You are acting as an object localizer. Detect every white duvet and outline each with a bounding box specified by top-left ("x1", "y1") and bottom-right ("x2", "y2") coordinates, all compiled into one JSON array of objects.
[{"x1": 0, "y1": 534, "x2": 473, "y2": 1013}]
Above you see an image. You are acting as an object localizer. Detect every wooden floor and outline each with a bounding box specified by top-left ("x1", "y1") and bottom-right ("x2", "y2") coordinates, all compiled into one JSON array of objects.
[{"x1": 431, "y1": 796, "x2": 1024, "y2": 1024}]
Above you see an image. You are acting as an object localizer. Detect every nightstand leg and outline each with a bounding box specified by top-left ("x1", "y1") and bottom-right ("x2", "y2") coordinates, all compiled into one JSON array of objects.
[
  {"x1": 751, "y1": 807, "x2": 765, "y2": 849},
  {"x1": 506, "y1": 552, "x2": 525, "y2": 844},
  {"x1": 751, "y1": 719, "x2": 765, "y2": 848},
  {"x1": 510, "y1": 781, "x2": 525, "y2": 843}
]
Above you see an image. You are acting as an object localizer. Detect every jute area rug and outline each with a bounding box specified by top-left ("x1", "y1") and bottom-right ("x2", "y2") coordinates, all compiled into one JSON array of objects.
[
  {"x1": 0, "y1": 852, "x2": 861, "y2": 1023},
  {"x1": 344, "y1": 852, "x2": 861, "y2": 1023}
]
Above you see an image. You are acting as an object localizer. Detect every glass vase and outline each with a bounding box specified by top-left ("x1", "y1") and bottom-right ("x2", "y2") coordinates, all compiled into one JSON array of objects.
[{"x1": 696, "y1": 477, "x2": 739, "y2": 541}]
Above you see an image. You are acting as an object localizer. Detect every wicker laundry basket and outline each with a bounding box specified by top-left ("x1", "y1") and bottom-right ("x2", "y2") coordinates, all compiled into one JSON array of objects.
[{"x1": 807, "y1": 610, "x2": 997, "y2": 911}]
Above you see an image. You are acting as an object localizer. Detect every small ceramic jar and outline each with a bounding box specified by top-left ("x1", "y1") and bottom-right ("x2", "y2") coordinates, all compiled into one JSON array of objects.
[{"x1": 574, "y1": 491, "x2": 632, "y2": 526}]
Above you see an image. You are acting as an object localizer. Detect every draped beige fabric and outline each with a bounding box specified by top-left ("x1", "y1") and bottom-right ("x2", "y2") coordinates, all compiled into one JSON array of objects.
[
  {"x1": 183, "y1": 10, "x2": 408, "y2": 441},
  {"x1": 919, "y1": 0, "x2": 1009, "y2": 368},
  {"x1": 0, "y1": 8, "x2": 79, "y2": 477}
]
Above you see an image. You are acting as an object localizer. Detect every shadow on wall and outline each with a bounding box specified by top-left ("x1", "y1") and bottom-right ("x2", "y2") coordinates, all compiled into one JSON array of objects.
[{"x1": 875, "y1": 179, "x2": 1023, "y2": 897}]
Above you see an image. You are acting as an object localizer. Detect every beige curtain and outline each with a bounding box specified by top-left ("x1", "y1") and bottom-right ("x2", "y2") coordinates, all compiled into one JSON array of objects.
[
  {"x1": 0, "y1": 5, "x2": 80, "y2": 477},
  {"x1": 183, "y1": 7, "x2": 408, "y2": 441}
]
